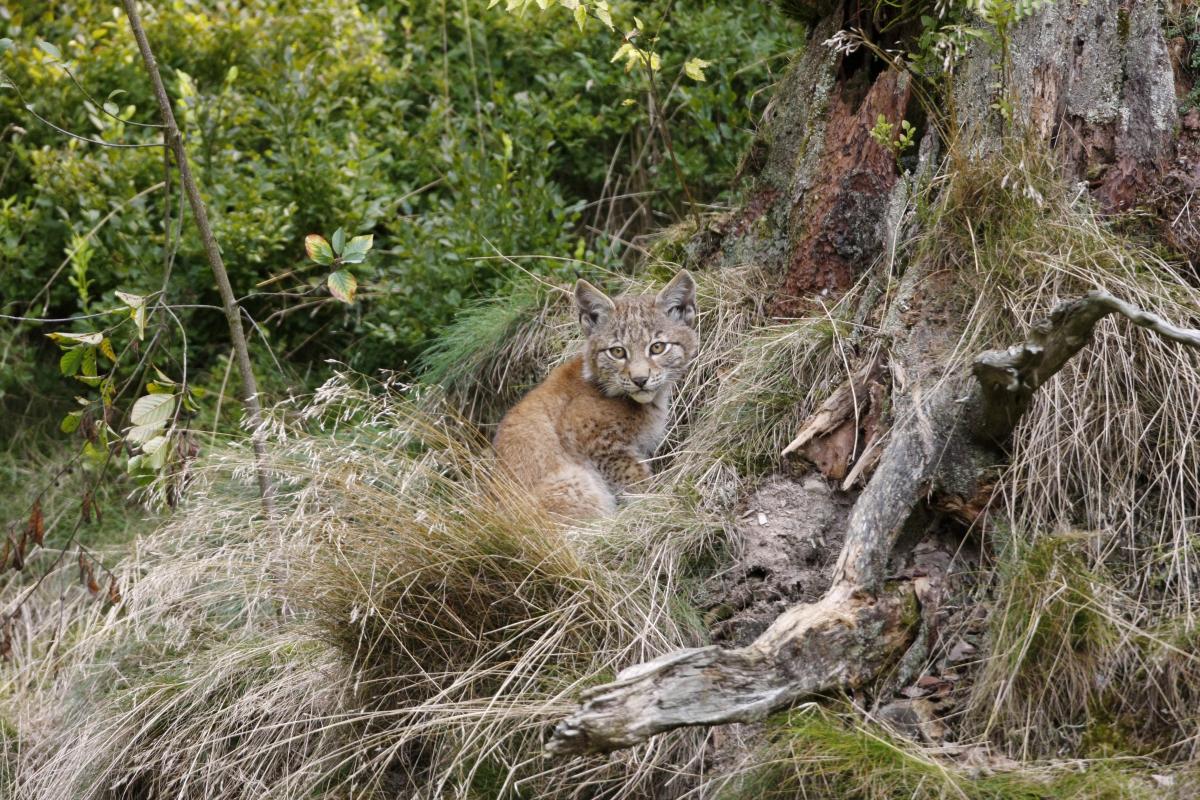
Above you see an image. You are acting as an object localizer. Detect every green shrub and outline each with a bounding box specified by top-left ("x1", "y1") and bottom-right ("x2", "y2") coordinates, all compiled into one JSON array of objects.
[{"x1": 1, "y1": 0, "x2": 797, "y2": 377}]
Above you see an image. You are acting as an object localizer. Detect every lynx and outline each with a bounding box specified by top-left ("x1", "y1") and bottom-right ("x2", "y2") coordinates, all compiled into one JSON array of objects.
[{"x1": 494, "y1": 271, "x2": 698, "y2": 520}]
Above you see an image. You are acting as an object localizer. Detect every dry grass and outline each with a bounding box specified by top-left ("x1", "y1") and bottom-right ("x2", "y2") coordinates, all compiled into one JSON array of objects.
[
  {"x1": 7, "y1": 375, "x2": 723, "y2": 799},
  {"x1": 3, "y1": 259, "x2": 857, "y2": 798},
  {"x1": 908, "y1": 142, "x2": 1200, "y2": 762},
  {"x1": 8, "y1": 141, "x2": 1200, "y2": 796}
]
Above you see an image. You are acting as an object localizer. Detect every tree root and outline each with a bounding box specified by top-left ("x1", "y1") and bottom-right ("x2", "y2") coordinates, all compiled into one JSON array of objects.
[{"x1": 544, "y1": 583, "x2": 917, "y2": 756}]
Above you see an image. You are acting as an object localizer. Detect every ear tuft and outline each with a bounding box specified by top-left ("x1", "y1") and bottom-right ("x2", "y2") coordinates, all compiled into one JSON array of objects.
[
  {"x1": 655, "y1": 270, "x2": 697, "y2": 327},
  {"x1": 574, "y1": 279, "x2": 616, "y2": 334}
]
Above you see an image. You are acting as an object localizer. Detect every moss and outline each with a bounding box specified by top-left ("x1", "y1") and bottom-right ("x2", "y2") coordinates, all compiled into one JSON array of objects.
[
  {"x1": 647, "y1": 221, "x2": 699, "y2": 266},
  {"x1": 727, "y1": 706, "x2": 1161, "y2": 800},
  {"x1": 1081, "y1": 717, "x2": 1139, "y2": 759},
  {"x1": 466, "y1": 756, "x2": 531, "y2": 800},
  {"x1": 896, "y1": 582, "x2": 921, "y2": 629}
]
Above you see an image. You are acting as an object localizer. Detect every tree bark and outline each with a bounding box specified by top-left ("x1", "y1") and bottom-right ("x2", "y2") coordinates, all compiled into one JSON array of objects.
[{"x1": 547, "y1": 0, "x2": 1200, "y2": 756}]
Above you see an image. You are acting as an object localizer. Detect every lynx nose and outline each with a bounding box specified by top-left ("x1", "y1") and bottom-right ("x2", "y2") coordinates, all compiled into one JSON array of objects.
[{"x1": 631, "y1": 375, "x2": 648, "y2": 388}]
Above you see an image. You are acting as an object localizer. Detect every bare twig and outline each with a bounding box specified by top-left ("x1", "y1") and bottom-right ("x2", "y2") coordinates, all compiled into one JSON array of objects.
[{"x1": 121, "y1": 0, "x2": 275, "y2": 513}]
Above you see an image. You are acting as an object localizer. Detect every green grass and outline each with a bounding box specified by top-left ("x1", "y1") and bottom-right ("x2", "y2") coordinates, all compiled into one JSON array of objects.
[
  {"x1": 416, "y1": 275, "x2": 571, "y2": 425},
  {"x1": 965, "y1": 530, "x2": 1123, "y2": 759}
]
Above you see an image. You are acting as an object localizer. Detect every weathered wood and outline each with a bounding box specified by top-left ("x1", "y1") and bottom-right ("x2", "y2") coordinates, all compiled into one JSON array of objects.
[
  {"x1": 973, "y1": 290, "x2": 1200, "y2": 442},
  {"x1": 544, "y1": 582, "x2": 916, "y2": 756}
]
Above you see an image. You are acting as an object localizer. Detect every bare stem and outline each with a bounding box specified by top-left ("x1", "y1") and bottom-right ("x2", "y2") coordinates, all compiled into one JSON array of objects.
[{"x1": 121, "y1": 0, "x2": 275, "y2": 514}]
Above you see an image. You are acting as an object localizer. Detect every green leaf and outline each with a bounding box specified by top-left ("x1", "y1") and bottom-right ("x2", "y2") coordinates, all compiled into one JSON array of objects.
[
  {"x1": 574, "y1": 4, "x2": 586, "y2": 31},
  {"x1": 99, "y1": 337, "x2": 117, "y2": 363},
  {"x1": 331, "y1": 227, "x2": 346, "y2": 255},
  {"x1": 305, "y1": 234, "x2": 334, "y2": 265},
  {"x1": 141, "y1": 434, "x2": 172, "y2": 470},
  {"x1": 593, "y1": 0, "x2": 613, "y2": 29},
  {"x1": 340, "y1": 234, "x2": 374, "y2": 264},
  {"x1": 36, "y1": 40, "x2": 61, "y2": 60},
  {"x1": 60, "y1": 411, "x2": 82, "y2": 434},
  {"x1": 130, "y1": 393, "x2": 175, "y2": 429},
  {"x1": 327, "y1": 270, "x2": 358, "y2": 303},
  {"x1": 59, "y1": 347, "x2": 85, "y2": 376},
  {"x1": 81, "y1": 347, "x2": 97, "y2": 378},
  {"x1": 684, "y1": 57, "x2": 711, "y2": 82}
]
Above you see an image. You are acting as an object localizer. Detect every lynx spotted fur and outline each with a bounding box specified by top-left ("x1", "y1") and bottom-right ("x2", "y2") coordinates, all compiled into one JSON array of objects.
[{"x1": 494, "y1": 271, "x2": 698, "y2": 519}]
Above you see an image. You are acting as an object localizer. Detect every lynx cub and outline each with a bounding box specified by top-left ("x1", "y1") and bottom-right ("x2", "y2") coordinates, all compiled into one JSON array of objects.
[{"x1": 494, "y1": 271, "x2": 698, "y2": 519}]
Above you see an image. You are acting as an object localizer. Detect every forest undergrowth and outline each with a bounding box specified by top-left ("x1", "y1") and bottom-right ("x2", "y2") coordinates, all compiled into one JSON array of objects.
[{"x1": 4, "y1": 141, "x2": 1200, "y2": 799}]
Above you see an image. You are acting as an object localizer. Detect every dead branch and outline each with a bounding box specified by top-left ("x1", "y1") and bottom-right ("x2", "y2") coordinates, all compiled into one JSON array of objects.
[
  {"x1": 545, "y1": 291, "x2": 1200, "y2": 757},
  {"x1": 973, "y1": 290, "x2": 1200, "y2": 441},
  {"x1": 545, "y1": 583, "x2": 916, "y2": 756}
]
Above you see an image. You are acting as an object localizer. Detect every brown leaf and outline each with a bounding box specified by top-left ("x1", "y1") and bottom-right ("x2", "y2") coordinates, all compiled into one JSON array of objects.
[
  {"x1": 80, "y1": 491, "x2": 92, "y2": 525},
  {"x1": 802, "y1": 420, "x2": 858, "y2": 480},
  {"x1": 77, "y1": 550, "x2": 101, "y2": 595},
  {"x1": 10, "y1": 533, "x2": 25, "y2": 571},
  {"x1": 107, "y1": 577, "x2": 122, "y2": 606},
  {"x1": 81, "y1": 409, "x2": 98, "y2": 444},
  {"x1": 28, "y1": 499, "x2": 44, "y2": 547}
]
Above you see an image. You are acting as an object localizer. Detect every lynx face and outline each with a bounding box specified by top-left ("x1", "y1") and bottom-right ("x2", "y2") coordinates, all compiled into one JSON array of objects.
[{"x1": 575, "y1": 271, "x2": 699, "y2": 404}]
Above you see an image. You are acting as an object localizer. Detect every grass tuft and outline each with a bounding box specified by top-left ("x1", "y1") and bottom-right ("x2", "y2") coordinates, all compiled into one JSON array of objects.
[
  {"x1": 9, "y1": 375, "x2": 710, "y2": 799},
  {"x1": 904, "y1": 138, "x2": 1200, "y2": 763}
]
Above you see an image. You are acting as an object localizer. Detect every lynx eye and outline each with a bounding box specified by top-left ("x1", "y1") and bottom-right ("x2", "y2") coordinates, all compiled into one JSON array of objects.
[
  {"x1": 648, "y1": 342, "x2": 667, "y2": 355},
  {"x1": 608, "y1": 346, "x2": 627, "y2": 359}
]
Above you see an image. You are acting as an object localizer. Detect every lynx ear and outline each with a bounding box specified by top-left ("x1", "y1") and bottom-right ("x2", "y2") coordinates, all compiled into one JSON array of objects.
[
  {"x1": 655, "y1": 270, "x2": 696, "y2": 327},
  {"x1": 574, "y1": 279, "x2": 616, "y2": 334}
]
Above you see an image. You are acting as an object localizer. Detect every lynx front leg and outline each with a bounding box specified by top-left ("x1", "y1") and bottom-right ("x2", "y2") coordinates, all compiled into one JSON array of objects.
[{"x1": 592, "y1": 446, "x2": 652, "y2": 495}]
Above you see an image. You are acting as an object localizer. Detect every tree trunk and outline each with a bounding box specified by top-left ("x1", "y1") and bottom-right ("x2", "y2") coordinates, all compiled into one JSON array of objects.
[{"x1": 548, "y1": 0, "x2": 1200, "y2": 756}]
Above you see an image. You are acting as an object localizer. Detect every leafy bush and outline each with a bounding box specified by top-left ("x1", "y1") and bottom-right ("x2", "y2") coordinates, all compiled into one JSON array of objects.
[{"x1": 1, "y1": 0, "x2": 796, "y2": 376}]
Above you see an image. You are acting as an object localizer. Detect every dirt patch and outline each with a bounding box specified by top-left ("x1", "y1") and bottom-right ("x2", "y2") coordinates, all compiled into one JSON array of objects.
[{"x1": 704, "y1": 474, "x2": 850, "y2": 646}]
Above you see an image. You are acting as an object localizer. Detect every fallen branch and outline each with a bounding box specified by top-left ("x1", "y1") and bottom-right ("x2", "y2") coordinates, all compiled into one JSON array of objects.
[
  {"x1": 545, "y1": 583, "x2": 917, "y2": 755},
  {"x1": 545, "y1": 291, "x2": 1200, "y2": 757}
]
